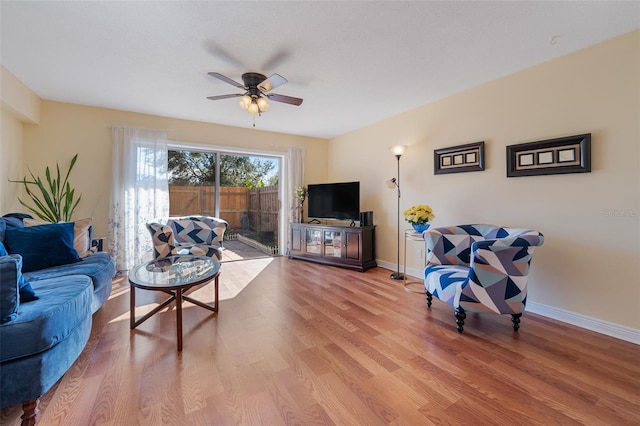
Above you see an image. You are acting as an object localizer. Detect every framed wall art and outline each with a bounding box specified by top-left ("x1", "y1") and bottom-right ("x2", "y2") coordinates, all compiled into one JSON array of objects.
[
  {"x1": 434, "y1": 141, "x2": 485, "y2": 174},
  {"x1": 506, "y1": 133, "x2": 591, "y2": 177}
]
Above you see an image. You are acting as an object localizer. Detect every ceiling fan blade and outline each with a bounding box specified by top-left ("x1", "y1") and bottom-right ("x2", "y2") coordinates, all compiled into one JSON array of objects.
[
  {"x1": 208, "y1": 72, "x2": 245, "y2": 89},
  {"x1": 267, "y1": 93, "x2": 303, "y2": 106},
  {"x1": 258, "y1": 73, "x2": 288, "y2": 92},
  {"x1": 261, "y1": 50, "x2": 291, "y2": 71},
  {"x1": 207, "y1": 93, "x2": 243, "y2": 101}
]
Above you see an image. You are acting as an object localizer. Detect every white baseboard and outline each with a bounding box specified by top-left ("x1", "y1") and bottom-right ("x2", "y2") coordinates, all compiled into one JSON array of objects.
[
  {"x1": 376, "y1": 259, "x2": 402, "y2": 276},
  {"x1": 376, "y1": 260, "x2": 640, "y2": 345},
  {"x1": 526, "y1": 302, "x2": 640, "y2": 345}
]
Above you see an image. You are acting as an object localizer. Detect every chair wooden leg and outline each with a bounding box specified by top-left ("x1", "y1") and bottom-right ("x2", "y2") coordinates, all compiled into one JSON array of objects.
[
  {"x1": 511, "y1": 313, "x2": 522, "y2": 331},
  {"x1": 21, "y1": 399, "x2": 38, "y2": 426},
  {"x1": 425, "y1": 291, "x2": 433, "y2": 307},
  {"x1": 454, "y1": 307, "x2": 466, "y2": 333}
]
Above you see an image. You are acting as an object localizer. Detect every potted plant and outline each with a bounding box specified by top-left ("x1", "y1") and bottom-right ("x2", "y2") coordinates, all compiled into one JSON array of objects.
[
  {"x1": 403, "y1": 204, "x2": 435, "y2": 233},
  {"x1": 9, "y1": 154, "x2": 82, "y2": 222}
]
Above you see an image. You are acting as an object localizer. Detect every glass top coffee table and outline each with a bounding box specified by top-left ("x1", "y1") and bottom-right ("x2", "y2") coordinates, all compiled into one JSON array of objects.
[{"x1": 129, "y1": 255, "x2": 221, "y2": 351}]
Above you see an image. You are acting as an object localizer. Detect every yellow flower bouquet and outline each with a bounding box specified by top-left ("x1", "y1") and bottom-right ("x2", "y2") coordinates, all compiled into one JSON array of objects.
[{"x1": 403, "y1": 204, "x2": 435, "y2": 231}]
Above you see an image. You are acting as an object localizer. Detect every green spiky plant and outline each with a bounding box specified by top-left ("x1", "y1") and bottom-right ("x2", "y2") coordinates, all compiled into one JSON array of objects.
[{"x1": 9, "y1": 154, "x2": 82, "y2": 222}]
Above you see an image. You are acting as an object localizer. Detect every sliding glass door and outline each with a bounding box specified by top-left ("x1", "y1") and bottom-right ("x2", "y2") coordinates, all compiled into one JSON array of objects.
[
  {"x1": 168, "y1": 150, "x2": 218, "y2": 216},
  {"x1": 167, "y1": 148, "x2": 281, "y2": 260}
]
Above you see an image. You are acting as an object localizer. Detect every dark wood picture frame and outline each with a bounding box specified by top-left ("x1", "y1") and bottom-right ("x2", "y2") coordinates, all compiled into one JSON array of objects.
[
  {"x1": 434, "y1": 141, "x2": 485, "y2": 175},
  {"x1": 506, "y1": 133, "x2": 591, "y2": 177}
]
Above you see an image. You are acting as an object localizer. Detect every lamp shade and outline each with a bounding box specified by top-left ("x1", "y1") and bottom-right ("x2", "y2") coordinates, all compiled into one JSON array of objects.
[
  {"x1": 257, "y1": 97, "x2": 270, "y2": 112},
  {"x1": 238, "y1": 95, "x2": 251, "y2": 110},
  {"x1": 390, "y1": 145, "x2": 407, "y2": 156},
  {"x1": 247, "y1": 101, "x2": 259, "y2": 115}
]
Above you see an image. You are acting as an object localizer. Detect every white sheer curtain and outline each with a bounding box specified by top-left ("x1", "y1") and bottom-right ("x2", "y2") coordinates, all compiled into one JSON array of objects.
[
  {"x1": 286, "y1": 147, "x2": 305, "y2": 252},
  {"x1": 108, "y1": 127, "x2": 169, "y2": 272}
]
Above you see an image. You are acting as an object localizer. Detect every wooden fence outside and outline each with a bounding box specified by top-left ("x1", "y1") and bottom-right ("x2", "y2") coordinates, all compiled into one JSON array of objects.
[{"x1": 169, "y1": 185, "x2": 279, "y2": 237}]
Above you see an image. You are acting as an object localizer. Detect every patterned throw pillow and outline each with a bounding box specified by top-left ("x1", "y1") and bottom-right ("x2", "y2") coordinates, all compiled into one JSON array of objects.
[
  {"x1": 147, "y1": 223, "x2": 176, "y2": 258},
  {"x1": 170, "y1": 218, "x2": 214, "y2": 244}
]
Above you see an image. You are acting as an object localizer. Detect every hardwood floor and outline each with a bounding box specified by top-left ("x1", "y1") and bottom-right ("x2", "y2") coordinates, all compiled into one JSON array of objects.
[{"x1": 2, "y1": 257, "x2": 639, "y2": 425}]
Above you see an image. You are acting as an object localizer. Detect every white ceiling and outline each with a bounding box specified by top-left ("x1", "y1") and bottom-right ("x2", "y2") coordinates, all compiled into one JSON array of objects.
[{"x1": 1, "y1": 1, "x2": 638, "y2": 140}]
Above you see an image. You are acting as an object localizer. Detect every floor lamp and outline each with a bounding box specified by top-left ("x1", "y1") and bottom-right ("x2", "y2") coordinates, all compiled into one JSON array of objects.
[{"x1": 387, "y1": 145, "x2": 407, "y2": 280}]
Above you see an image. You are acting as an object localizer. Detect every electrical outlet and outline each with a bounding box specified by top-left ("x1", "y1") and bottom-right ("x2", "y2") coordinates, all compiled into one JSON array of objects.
[{"x1": 417, "y1": 248, "x2": 423, "y2": 258}]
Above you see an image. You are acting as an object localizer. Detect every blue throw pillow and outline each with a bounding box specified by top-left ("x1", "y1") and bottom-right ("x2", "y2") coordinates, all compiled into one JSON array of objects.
[
  {"x1": 4, "y1": 222, "x2": 80, "y2": 273},
  {"x1": 0, "y1": 242, "x2": 38, "y2": 302},
  {"x1": 19, "y1": 280, "x2": 39, "y2": 302},
  {"x1": 2, "y1": 213, "x2": 33, "y2": 220},
  {"x1": 0, "y1": 216, "x2": 24, "y2": 229},
  {"x1": 0, "y1": 255, "x2": 20, "y2": 324},
  {"x1": 0, "y1": 219, "x2": 5, "y2": 243}
]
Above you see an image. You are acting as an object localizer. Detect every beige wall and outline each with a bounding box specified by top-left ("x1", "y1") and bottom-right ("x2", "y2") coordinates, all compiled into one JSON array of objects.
[
  {"x1": 20, "y1": 101, "x2": 328, "y2": 237},
  {"x1": 0, "y1": 110, "x2": 23, "y2": 213},
  {"x1": 329, "y1": 30, "x2": 640, "y2": 330},
  {"x1": 0, "y1": 66, "x2": 41, "y2": 213},
  {"x1": 0, "y1": 66, "x2": 40, "y2": 124}
]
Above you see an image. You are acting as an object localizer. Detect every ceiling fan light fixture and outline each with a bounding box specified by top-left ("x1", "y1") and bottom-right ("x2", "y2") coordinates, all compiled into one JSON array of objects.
[
  {"x1": 247, "y1": 101, "x2": 260, "y2": 115},
  {"x1": 238, "y1": 95, "x2": 251, "y2": 110},
  {"x1": 208, "y1": 71, "x2": 303, "y2": 117},
  {"x1": 257, "y1": 96, "x2": 270, "y2": 112}
]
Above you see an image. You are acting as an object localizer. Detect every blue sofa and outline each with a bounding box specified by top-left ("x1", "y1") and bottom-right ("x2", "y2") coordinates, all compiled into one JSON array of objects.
[{"x1": 0, "y1": 214, "x2": 115, "y2": 424}]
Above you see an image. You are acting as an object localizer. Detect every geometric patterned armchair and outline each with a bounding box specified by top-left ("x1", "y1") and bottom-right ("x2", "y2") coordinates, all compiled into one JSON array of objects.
[
  {"x1": 146, "y1": 215, "x2": 229, "y2": 261},
  {"x1": 423, "y1": 224, "x2": 544, "y2": 333}
]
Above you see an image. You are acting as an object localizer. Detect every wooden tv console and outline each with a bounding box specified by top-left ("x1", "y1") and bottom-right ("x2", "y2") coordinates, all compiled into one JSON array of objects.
[{"x1": 288, "y1": 223, "x2": 376, "y2": 272}]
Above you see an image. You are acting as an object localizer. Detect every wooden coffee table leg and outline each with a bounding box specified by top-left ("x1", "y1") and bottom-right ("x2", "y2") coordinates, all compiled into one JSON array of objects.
[
  {"x1": 214, "y1": 275, "x2": 219, "y2": 313},
  {"x1": 130, "y1": 284, "x2": 136, "y2": 329},
  {"x1": 176, "y1": 287, "x2": 183, "y2": 351}
]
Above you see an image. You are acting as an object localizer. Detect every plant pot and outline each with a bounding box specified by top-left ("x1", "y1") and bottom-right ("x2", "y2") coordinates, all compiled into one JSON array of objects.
[{"x1": 412, "y1": 223, "x2": 430, "y2": 233}]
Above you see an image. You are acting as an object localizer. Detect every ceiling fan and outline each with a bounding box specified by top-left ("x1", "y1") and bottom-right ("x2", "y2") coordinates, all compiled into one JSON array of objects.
[{"x1": 207, "y1": 72, "x2": 303, "y2": 115}]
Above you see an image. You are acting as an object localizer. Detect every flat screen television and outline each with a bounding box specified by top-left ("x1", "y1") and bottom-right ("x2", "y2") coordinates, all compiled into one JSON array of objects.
[{"x1": 307, "y1": 181, "x2": 360, "y2": 221}]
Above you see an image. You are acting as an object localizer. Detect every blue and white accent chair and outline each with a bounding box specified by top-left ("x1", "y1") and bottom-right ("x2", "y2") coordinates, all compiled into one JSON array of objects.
[
  {"x1": 423, "y1": 225, "x2": 544, "y2": 333},
  {"x1": 146, "y1": 216, "x2": 229, "y2": 261}
]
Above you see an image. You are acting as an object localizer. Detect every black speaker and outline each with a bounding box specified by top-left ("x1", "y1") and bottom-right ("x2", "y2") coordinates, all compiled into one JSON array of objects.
[{"x1": 360, "y1": 211, "x2": 373, "y2": 226}]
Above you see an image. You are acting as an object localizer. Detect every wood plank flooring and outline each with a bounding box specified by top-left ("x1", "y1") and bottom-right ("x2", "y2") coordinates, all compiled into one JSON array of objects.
[{"x1": 2, "y1": 257, "x2": 639, "y2": 425}]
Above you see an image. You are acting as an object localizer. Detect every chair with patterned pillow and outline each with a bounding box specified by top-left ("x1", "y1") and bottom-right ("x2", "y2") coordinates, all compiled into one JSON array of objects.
[
  {"x1": 146, "y1": 215, "x2": 229, "y2": 261},
  {"x1": 423, "y1": 224, "x2": 544, "y2": 333}
]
